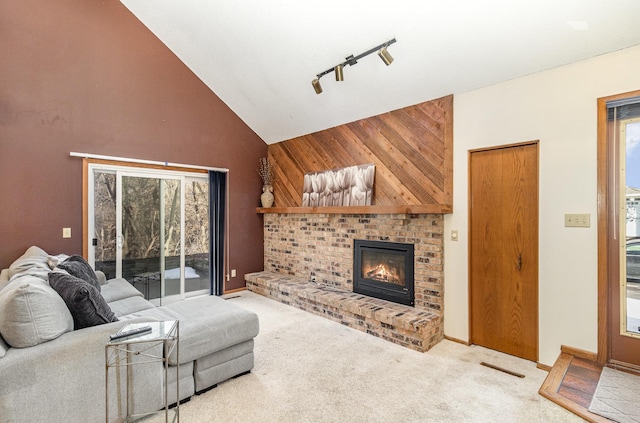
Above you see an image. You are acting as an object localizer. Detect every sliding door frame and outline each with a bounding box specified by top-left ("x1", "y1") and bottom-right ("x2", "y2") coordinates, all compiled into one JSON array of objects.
[
  {"x1": 597, "y1": 89, "x2": 640, "y2": 367},
  {"x1": 82, "y1": 158, "x2": 209, "y2": 259},
  {"x1": 82, "y1": 159, "x2": 211, "y2": 301}
]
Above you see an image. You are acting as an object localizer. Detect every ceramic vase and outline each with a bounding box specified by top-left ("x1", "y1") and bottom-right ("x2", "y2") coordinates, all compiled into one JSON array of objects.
[{"x1": 261, "y1": 184, "x2": 274, "y2": 208}]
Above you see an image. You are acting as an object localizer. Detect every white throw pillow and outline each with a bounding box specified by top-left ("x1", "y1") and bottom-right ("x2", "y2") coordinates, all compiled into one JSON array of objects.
[
  {"x1": 47, "y1": 253, "x2": 69, "y2": 270},
  {"x1": 0, "y1": 277, "x2": 74, "y2": 348}
]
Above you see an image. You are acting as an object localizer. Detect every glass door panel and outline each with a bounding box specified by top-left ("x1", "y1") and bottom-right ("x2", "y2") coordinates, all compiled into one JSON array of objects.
[
  {"x1": 184, "y1": 178, "x2": 210, "y2": 296},
  {"x1": 93, "y1": 170, "x2": 117, "y2": 280},
  {"x1": 623, "y1": 118, "x2": 640, "y2": 336},
  {"x1": 604, "y1": 95, "x2": 640, "y2": 368},
  {"x1": 161, "y1": 178, "x2": 182, "y2": 302},
  {"x1": 121, "y1": 175, "x2": 162, "y2": 302}
]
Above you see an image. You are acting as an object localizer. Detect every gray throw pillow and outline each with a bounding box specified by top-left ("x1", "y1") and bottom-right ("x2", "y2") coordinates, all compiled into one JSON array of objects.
[
  {"x1": 57, "y1": 255, "x2": 100, "y2": 291},
  {"x1": 48, "y1": 271, "x2": 118, "y2": 330}
]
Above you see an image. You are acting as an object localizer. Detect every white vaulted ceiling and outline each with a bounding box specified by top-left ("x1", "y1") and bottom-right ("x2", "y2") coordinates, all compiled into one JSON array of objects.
[{"x1": 120, "y1": 0, "x2": 640, "y2": 144}]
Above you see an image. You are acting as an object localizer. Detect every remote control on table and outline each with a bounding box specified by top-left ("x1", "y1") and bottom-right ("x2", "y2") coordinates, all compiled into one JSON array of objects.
[{"x1": 109, "y1": 325, "x2": 152, "y2": 341}]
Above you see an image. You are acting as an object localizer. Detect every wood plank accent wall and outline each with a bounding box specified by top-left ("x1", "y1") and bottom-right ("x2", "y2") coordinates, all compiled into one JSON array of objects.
[{"x1": 267, "y1": 95, "x2": 453, "y2": 209}]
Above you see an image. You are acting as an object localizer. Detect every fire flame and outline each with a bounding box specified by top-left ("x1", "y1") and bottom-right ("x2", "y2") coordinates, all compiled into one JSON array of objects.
[{"x1": 366, "y1": 264, "x2": 399, "y2": 283}]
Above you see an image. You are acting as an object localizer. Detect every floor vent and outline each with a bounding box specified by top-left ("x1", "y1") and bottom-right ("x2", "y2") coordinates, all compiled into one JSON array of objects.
[{"x1": 480, "y1": 362, "x2": 525, "y2": 378}]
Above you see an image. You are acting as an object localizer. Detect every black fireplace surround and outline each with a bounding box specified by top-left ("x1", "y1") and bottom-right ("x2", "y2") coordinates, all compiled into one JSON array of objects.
[{"x1": 353, "y1": 239, "x2": 414, "y2": 306}]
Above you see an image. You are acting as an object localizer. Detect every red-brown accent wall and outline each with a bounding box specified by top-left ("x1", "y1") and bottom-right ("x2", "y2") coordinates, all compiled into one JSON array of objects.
[{"x1": 0, "y1": 0, "x2": 267, "y2": 291}]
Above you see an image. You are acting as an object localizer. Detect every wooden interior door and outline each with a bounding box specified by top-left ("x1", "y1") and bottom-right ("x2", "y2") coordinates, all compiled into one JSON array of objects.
[{"x1": 469, "y1": 142, "x2": 539, "y2": 361}]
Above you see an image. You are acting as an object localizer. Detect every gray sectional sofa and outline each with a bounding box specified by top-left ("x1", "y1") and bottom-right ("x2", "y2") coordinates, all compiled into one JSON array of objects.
[{"x1": 0, "y1": 246, "x2": 259, "y2": 423}]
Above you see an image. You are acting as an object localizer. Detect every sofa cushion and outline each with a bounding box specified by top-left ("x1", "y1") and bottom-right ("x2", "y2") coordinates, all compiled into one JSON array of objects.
[
  {"x1": 0, "y1": 277, "x2": 74, "y2": 348},
  {"x1": 100, "y1": 278, "x2": 144, "y2": 303},
  {"x1": 8, "y1": 246, "x2": 50, "y2": 279},
  {"x1": 122, "y1": 295, "x2": 259, "y2": 365},
  {"x1": 194, "y1": 341, "x2": 255, "y2": 391},
  {"x1": 108, "y1": 296, "x2": 154, "y2": 317},
  {"x1": 57, "y1": 255, "x2": 100, "y2": 291},
  {"x1": 48, "y1": 271, "x2": 118, "y2": 330},
  {"x1": 195, "y1": 339, "x2": 254, "y2": 371}
]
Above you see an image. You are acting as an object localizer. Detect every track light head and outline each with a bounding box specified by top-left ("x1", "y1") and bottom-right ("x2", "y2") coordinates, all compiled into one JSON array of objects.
[
  {"x1": 378, "y1": 47, "x2": 393, "y2": 65},
  {"x1": 312, "y1": 38, "x2": 396, "y2": 94},
  {"x1": 312, "y1": 78, "x2": 322, "y2": 94},
  {"x1": 335, "y1": 64, "x2": 344, "y2": 81}
]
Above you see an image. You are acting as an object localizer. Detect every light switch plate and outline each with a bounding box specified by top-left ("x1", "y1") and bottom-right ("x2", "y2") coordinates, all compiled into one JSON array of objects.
[
  {"x1": 63, "y1": 227, "x2": 71, "y2": 238},
  {"x1": 564, "y1": 213, "x2": 590, "y2": 228}
]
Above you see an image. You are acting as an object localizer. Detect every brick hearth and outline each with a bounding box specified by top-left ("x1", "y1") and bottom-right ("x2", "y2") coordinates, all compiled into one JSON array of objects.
[{"x1": 246, "y1": 213, "x2": 444, "y2": 352}]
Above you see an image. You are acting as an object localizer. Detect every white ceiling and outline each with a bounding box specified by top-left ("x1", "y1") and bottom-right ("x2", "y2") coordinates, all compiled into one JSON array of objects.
[{"x1": 120, "y1": 0, "x2": 640, "y2": 145}]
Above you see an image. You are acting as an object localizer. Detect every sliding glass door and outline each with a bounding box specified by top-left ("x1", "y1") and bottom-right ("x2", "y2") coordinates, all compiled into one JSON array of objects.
[
  {"x1": 88, "y1": 165, "x2": 209, "y2": 305},
  {"x1": 621, "y1": 116, "x2": 640, "y2": 338}
]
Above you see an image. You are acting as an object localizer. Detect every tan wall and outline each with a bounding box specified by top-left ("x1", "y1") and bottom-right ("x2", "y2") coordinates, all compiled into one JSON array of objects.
[{"x1": 447, "y1": 45, "x2": 640, "y2": 366}]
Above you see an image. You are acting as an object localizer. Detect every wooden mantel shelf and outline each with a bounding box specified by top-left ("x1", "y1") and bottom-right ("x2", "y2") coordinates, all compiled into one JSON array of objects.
[{"x1": 256, "y1": 204, "x2": 452, "y2": 215}]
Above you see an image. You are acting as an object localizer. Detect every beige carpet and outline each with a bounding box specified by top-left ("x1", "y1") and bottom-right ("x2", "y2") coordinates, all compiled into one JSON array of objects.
[
  {"x1": 588, "y1": 366, "x2": 640, "y2": 423},
  {"x1": 147, "y1": 291, "x2": 583, "y2": 423}
]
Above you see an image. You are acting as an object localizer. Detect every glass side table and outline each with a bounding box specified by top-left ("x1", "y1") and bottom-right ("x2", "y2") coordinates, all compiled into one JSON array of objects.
[{"x1": 105, "y1": 320, "x2": 179, "y2": 423}]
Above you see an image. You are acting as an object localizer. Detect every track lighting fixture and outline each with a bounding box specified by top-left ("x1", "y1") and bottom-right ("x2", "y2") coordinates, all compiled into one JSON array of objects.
[
  {"x1": 311, "y1": 38, "x2": 396, "y2": 94},
  {"x1": 378, "y1": 46, "x2": 393, "y2": 65},
  {"x1": 312, "y1": 78, "x2": 322, "y2": 94},
  {"x1": 335, "y1": 64, "x2": 344, "y2": 81}
]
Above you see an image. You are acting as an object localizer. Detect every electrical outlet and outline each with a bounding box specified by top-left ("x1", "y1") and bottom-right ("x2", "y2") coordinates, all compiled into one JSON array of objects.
[
  {"x1": 231, "y1": 269, "x2": 237, "y2": 277},
  {"x1": 564, "y1": 213, "x2": 590, "y2": 228},
  {"x1": 63, "y1": 228, "x2": 71, "y2": 238}
]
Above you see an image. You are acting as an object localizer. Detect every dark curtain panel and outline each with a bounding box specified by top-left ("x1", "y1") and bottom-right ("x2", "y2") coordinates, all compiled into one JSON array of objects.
[{"x1": 209, "y1": 171, "x2": 227, "y2": 296}]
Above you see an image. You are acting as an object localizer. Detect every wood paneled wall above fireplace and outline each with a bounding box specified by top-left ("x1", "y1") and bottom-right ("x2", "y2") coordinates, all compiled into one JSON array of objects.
[{"x1": 267, "y1": 95, "x2": 453, "y2": 212}]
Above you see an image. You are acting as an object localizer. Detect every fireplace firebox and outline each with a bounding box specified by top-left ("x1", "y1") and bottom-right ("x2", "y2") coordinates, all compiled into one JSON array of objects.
[{"x1": 353, "y1": 240, "x2": 414, "y2": 306}]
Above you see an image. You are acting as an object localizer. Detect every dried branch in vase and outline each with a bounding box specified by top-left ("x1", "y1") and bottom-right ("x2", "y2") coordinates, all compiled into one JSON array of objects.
[{"x1": 257, "y1": 157, "x2": 274, "y2": 185}]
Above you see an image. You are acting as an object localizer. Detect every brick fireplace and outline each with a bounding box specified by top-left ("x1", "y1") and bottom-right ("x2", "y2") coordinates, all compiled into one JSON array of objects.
[{"x1": 245, "y1": 212, "x2": 444, "y2": 352}]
